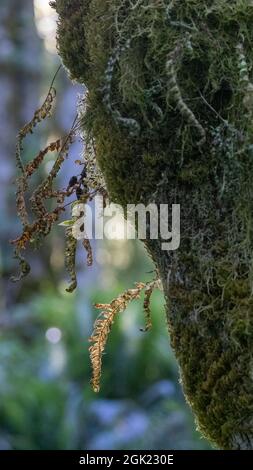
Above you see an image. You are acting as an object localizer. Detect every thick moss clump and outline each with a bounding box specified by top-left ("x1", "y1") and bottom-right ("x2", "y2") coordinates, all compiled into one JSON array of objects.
[{"x1": 53, "y1": 0, "x2": 253, "y2": 449}]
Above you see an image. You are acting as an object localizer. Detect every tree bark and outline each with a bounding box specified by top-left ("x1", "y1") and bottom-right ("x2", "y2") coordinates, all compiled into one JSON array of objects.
[{"x1": 52, "y1": 0, "x2": 253, "y2": 449}]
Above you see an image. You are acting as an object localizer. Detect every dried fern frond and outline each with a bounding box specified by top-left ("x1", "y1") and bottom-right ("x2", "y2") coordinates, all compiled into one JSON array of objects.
[
  {"x1": 12, "y1": 72, "x2": 102, "y2": 290},
  {"x1": 16, "y1": 175, "x2": 29, "y2": 226},
  {"x1": 30, "y1": 118, "x2": 78, "y2": 219},
  {"x1": 12, "y1": 206, "x2": 65, "y2": 250},
  {"x1": 19, "y1": 65, "x2": 60, "y2": 138},
  {"x1": 89, "y1": 280, "x2": 163, "y2": 393},
  {"x1": 11, "y1": 206, "x2": 65, "y2": 281},
  {"x1": 12, "y1": 66, "x2": 64, "y2": 279},
  {"x1": 25, "y1": 139, "x2": 61, "y2": 178},
  {"x1": 141, "y1": 279, "x2": 163, "y2": 332},
  {"x1": 15, "y1": 65, "x2": 61, "y2": 178},
  {"x1": 141, "y1": 286, "x2": 153, "y2": 332},
  {"x1": 82, "y1": 238, "x2": 93, "y2": 267},
  {"x1": 11, "y1": 248, "x2": 31, "y2": 283},
  {"x1": 65, "y1": 227, "x2": 77, "y2": 293}
]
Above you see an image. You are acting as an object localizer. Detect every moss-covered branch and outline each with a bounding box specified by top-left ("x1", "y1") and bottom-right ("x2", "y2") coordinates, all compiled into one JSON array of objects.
[{"x1": 52, "y1": 0, "x2": 253, "y2": 449}]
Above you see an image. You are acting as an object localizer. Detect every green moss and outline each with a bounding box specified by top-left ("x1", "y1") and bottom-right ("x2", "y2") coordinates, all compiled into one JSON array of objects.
[
  {"x1": 52, "y1": 0, "x2": 91, "y2": 83},
  {"x1": 53, "y1": 0, "x2": 253, "y2": 449}
]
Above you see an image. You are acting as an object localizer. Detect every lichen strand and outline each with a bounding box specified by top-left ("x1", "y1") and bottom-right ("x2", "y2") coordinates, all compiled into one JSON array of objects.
[{"x1": 54, "y1": 0, "x2": 253, "y2": 449}]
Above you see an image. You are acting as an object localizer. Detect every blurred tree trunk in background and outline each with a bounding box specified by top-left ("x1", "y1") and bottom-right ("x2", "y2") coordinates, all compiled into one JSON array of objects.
[{"x1": 0, "y1": 0, "x2": 42, "y2": 307}]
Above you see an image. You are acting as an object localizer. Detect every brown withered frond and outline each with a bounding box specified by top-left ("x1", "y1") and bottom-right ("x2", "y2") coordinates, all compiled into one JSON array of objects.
[
  {"x1": 12, "y1": 66, "x2": 66, "y2": 281},
  {"x1": 16, "y1": 175, "x2": 29, "y2": 226},
  {"x1": 89, "y1": 279, "x2": 162, "y2": 393},
  {"x1": 82, "y1": 238, "x2": 93, "y2": 267},
  {"x1": 30, "y1": 118, "x2": 78, "y2": 220},
  {"x1": 11, "y1": 248, "x2": 31, "y2": 283},
  {"x1": 11, "y1": 68, "x2": 92, "y2": 284},
  {"x1": 25, "y1": 139, "x2": 61, "y2": 178},
  {"x1": 17, "y1": 65, "x2": 60, "y2": 146},
  {"x1": 12, "y1": 80, "x2": 107, "y2": 287},
  {"x1": 89, "y1": 282, "x2": 145, "y2": 392},
  {"x1": 11, "y1": 204, "x2": 65, "y2": 278},
  {"x1": 141, "y1": 279, "x2": 163, "y2": 332},
  {"x1": 65, "y1": 227, "x2": 77, "y2": 293},
  {"x1": 15, "y1": 66, "x2": 61, "y2": 226}
]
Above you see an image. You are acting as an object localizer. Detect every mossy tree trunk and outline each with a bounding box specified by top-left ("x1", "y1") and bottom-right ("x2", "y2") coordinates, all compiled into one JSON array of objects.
[{"x1": 52, "y1": 0, "x2": 253, "y2": 449}]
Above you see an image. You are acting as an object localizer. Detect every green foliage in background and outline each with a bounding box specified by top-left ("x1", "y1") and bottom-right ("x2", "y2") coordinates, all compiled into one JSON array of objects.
[
  {"x1": 0, "y1": 243, "x2": 210, "y2": 449},
  {"x1": 53, "y1": 0, "x2": 253, "y2": 449}
]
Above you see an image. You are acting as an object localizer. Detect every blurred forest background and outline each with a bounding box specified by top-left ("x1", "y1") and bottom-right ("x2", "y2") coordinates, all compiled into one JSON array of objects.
[{"x1": 0, "y1": 0, "x2": 211, "y2": 450}]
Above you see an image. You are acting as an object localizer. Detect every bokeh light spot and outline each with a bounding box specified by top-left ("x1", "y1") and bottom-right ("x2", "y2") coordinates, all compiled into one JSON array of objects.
[{"x1": 45, "y1": 327, "x2": 62, "y2": 344}]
